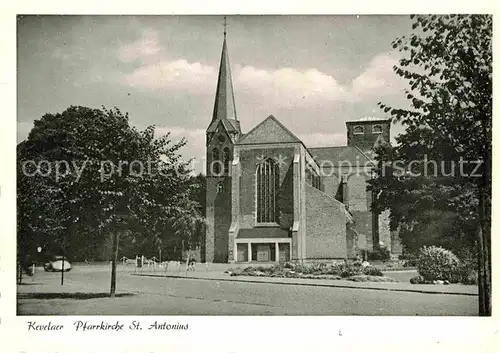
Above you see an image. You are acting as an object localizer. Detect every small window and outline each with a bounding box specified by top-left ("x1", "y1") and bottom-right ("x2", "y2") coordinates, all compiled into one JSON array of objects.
[
  {"x1": 353, "y1": 125, "x2": 364, "y2": 134},
  {"x1": 212, "y1": 148, "x2": 221, "y2": 175},
  {"x1": 212, "y1": 148, "x2": 220, "y2": 161},
  {"x1": 223, "y1": 147, "x2": 231, "y2": 174},
  {"x1": 372, "y1": 125, "x2": 383, "y2": 134},
  {"x1": 217, "y1": 182, "x2": 224, "y2": 193}
]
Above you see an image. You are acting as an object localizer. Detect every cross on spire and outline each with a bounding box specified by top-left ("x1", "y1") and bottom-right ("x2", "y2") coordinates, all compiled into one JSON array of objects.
[{"x1": 223, "y1": 16, "x2": 227, "y2": 38}]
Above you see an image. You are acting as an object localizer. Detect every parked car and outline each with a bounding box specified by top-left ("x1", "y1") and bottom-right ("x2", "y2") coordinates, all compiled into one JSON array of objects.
[{"x1": 44, "y1": 256, "x2": 72, "y2": 272}]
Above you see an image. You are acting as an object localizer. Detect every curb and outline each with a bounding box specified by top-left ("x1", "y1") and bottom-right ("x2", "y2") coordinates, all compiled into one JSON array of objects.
[{"x1": 131, "y1": 273, "x2": 478, "y2": 297}]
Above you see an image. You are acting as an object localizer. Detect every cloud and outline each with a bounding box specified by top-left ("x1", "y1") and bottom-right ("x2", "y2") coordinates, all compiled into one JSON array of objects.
[
  {"x1": 235, "y1": 52, "x2": 403, "y2": 107},
  {"x1": 121, "y1": 52, "x2": 400, "y2": 105},
  {"x1": 122, "y1": 59, "x2": 216, "y2": 93},
  {"x1": 117, "y1": 28, "x2": 216, "y2": 93},
  {"x1": 118, "y1": 29, "x2": 162, "y2": 63},
  {"x1": 117, "y1": 29, "x2": 404, "y2": 112},
  {"x1": 350, "y1": 52, "x2": 403, "y2": 98},
  {"x1": 235, "y1": 66, "x2": 348, "y2": 107}
]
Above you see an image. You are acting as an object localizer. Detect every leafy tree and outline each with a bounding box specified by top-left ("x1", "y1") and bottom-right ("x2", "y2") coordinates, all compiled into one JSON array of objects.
[
  {"x1": 18, "y1": 106, "x2": 204, "y2": 296},
  {"x1": 397, "y1": 209, "x2": 476, "y2": 258},
  {"x1": 370, "y1": 15, "x2": 491, "y2": 315},
  {"x1": 190, "y1": 173, "x2": 206, "y2": 217},
  {"x1": 186, "y1": 173, "x2": 206, "y2": 260}
]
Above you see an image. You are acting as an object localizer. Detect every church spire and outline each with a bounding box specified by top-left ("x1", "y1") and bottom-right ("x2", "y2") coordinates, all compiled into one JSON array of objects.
[{"x1": 211, "y1": 16, "x2": 237, "y2": 123}]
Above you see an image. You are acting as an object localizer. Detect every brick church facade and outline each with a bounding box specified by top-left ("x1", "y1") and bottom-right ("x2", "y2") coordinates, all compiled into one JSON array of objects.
[{"x1": 205, "y1": 34, "x2": 402, "y2": 263}]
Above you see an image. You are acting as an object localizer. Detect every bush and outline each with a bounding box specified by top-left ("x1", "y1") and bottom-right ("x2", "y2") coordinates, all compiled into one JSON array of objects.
[
  {"x1": 417, "y1": 246, "x2": 460, "y2": 282},
  {"x1": 410, "y1": 275, "x2": 424, "y2": 284},
  {"x1": 367, "y1": 246, "x2": 391, "y2": 262},
  {"x1": 451, "y1": 262, "x2": 478, "y2": 285},
  {"x1": 340, "y1": 269, "x2": 356, "y2": 278},
  {"x1": 362, "y1": 266, "x2": 383, "y2": 276},
  {"x1": 462, "y1": 270, "x2": 478, "y2": 285},
  {"x1": 339, "y1": 265, "x2": 358, "y2": 278}
]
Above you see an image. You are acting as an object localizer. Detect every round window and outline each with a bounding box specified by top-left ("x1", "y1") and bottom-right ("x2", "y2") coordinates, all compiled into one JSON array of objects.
[{"x1": 218, "y1": 135, "x2": 226, "y2": 143}]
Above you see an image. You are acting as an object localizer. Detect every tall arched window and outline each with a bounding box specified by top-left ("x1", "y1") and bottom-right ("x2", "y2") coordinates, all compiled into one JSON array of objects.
[
  {"x1": 212, "y1": 148, "x2": 220, "y2": 175},
  {"x1": 256, "y1": 158, "x2": 279, "y2": 224},
  {"x1": 223, "y1": 147, "x2": 231, "y2": 175}
]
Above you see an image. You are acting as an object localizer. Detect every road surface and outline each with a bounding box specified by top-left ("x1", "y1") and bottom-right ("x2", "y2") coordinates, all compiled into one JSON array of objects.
[{"x1": 17, "y1": 265, "x2": 478, "y2": 315}]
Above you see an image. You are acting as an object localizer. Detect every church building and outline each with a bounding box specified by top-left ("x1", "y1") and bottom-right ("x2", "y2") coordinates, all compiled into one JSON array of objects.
[{"x1": 205, "y1": 31, "x2": 402, "y2": 263}]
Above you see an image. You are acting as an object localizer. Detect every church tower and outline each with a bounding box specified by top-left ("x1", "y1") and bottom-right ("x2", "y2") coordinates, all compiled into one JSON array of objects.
[
  {"x1": 205, "y1": 20, "x2": 241, "y2": 263},
  {"x1": 345, "y1": 116, "x2": 396, "y2": 254},
  {"x1": 346, "y1": 117, "x2": 391, "y2": 151}
]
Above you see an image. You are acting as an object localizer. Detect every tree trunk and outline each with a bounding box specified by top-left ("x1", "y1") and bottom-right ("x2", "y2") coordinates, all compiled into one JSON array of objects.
[
  {"x1": 476, "y1": 99, "x2": 492, "y2": 316},
  {"x1": 18, "y1": 241, "x2": 25, "y2": 284},
  {"x1": 18, "y1": 261, "x2": 23, "y2": 284},
  {"x1": 110, "y1": 231, "x2": 120, "y2": 298},
  {"x1": 477, "y1": 187, "x2": 491, "y2": 316}
]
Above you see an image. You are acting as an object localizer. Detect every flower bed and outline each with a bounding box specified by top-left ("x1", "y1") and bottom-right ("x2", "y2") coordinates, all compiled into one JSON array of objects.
[
  {"x1": 225, "y1": 261, "x2": 395, "y2": 282},
  {"x1": 348, "y1": 275, "x2": 397, "y2": 283},
  {"x1": 371, "y1": 261, "x2": 417, "y2": 271}
]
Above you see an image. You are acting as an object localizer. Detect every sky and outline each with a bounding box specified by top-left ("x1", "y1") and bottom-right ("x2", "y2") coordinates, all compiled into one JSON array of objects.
[{"x1": 17, "y1": 15, "x2": 413, "y2": 172}]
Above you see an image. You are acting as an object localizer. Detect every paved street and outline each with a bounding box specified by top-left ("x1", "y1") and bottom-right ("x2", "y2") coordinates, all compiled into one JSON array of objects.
[{"x1": 17, "y1": 264, "x2": 478, "y2": 316}]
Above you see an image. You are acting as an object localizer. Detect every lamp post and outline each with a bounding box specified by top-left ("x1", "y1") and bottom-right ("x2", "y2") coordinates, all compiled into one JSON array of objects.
[
  {"x1": 34, "y1": 246, "x2": 41, "y2": 276},
  {"x1": 61, "y1": 230, "x2": 67, "y2": 286}
]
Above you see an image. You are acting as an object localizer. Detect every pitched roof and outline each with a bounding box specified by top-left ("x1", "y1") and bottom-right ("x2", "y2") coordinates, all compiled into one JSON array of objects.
[
  {"x1": 237, "y1": 115, "x2": 302, "y2": 145},
  {"x1": 308, "y1": 145, "x2": 373, "y2": 165},
  {"x1": 207, "y1": 117, "x2": 240, "y2": 134}
]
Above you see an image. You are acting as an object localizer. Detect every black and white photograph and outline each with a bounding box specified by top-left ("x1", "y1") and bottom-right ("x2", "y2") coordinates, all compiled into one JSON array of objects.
[{"x1": 13, "y1": 13, "x2": 492, "y2": 320}]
